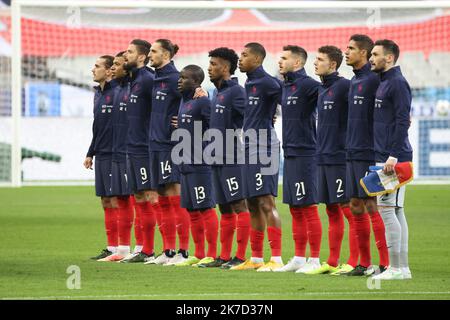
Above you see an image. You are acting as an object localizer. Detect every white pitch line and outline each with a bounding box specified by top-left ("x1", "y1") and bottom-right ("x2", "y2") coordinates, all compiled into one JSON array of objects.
[{"x1": 2, "y1": 291, "x2": 450, "y2": 300}]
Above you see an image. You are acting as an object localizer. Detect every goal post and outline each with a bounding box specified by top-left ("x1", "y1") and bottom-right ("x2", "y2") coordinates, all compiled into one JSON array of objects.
[
  {"x1": 4, "y1": 0, "x2": 450, "y2": 187},
  {"x1": 10, "y1": 0, "x2": 21, "y2": 187}
]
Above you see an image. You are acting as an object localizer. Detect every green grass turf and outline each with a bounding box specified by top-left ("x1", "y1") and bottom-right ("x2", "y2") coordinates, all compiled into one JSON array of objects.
[{"x1": 0, "y1": 185, "x2": 449, "y2": 300}]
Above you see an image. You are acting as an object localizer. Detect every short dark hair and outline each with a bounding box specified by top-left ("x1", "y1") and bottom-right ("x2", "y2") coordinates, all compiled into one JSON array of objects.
[
  {"x1": 245, "y1": 42, "x2": 266, "y2": 60},
  {"x1": 283, "y1": 45, "x2": 308, "y2": 62},
  {"x1": 183, "y1": 64, "x2": 205, "y2": 85},
  {"x1": 130, "y1": 39, "x2": 151, "y2": 56},
  {"x1": 99, "y1": 55, "x2": 114, "y2": 69},
  {"x1": 155, "y1": 38, "x2": 179, "y2": 58},
  {"x1": 374, "y1": 39, "x2": 400, "y2": 63},
  {"x1": 349, "y1": 34, "x2": 374, "y2": 60},
  {"x1": 318, "y1": 45, "x2": 343, "y2": 70},
  {"x1": 115, "y1": 51, "x2": 126, "y2": 57},
  {"x1": 208, "y1": 47, "x2": 239, "y2": 75}
]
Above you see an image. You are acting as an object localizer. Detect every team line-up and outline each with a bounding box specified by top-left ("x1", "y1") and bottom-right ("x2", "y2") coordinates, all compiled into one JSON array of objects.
[{"x1": 85, "y1": 34, "x2": 412, "y2": 280}]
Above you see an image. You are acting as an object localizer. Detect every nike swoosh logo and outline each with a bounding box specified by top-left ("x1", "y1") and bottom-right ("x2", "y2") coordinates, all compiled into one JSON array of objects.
[
  {"x1": 337, "y1": 193, "x2": 344, "y2": 198},
  {"x1": 196, "y1": 199, "x2": 205, "y2": 204},
  {"x1": 162, "y1": 175, "x2": 170, "y2": 180},
  {"x1": 256, "y1": 186, "x2": 263, "y2": 191},
  {"x1": 296, "y1": 196, "x2": 305, "y2": 201},
  {"x1": 142, "y1": 180, "x2": 148, "y2": 185},
  {"x1": 230, "y1": 192, "x2": 238, "y2": 196}
]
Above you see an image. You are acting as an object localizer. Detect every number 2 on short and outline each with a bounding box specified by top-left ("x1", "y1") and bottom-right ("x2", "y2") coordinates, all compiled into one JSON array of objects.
[{"x1": 336, "y1": 179, "x2": 344, "y2": 193}]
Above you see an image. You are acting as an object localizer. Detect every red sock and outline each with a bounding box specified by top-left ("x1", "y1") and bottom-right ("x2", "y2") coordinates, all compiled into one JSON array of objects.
[
  {"x1": 354, "y1": 213, "x2": 371, "y2": 268},
  {"x1": 219, "y1": 213, "x2": 236, "y2": 261},
  {"x1": 116, "y1": 197, "x2": 133, "y2": 246},
  {"x1": 290, "y1": 207, "x2": 307, "y2": 257},
  {"x1": 133, "y1": 200, "x2": 143, "y2": 247},
  {"x1": 159, "y1": 196, "x2": 176, "y2": 250},
  {"x1": 135, "y1": 201, "x2": 156, "y2": 256},
  {"x1": 304, "y1": 205, "x2": 322, "y2": 258},
  {"x1": 151, "y1": 202, "x2": 162, "y2": 252},
  {"x1": 326, "y1": 204, "x2": 344, "y2": 267},
  {"x1": 104, "y1": 207, "x2": 119, "y2": 247},
  {"x1": 189, "y1": 211, "x2": 205, "y2": 259},
  {"x1": 250, "y1": 229, "x2": 264, "y2": 258},
  {"x1": 370, "y1": 211, "x2": 389, "y2": 267},
  {"x1": 155, "y1": 200, "x2": 164, "y2": 251},
  {"x1": 342, "y1": 206, "x2": 359, "y2": 267},
  {"x1": 267, "y1": 226, "x2": 282, "y2": 257},
  {"x1": 169, "y1": 195, "x2": 190, "y2": 251},
  {"x1": 202, "y1": 208, "x2": 219, "y2": 258},
  {"x1": 235, "y1": 212, "x2": 250, "y2": 261}
]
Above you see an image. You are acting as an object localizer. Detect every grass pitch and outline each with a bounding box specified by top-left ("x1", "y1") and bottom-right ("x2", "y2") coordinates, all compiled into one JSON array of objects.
[{"x1": 0, "y1": 185, "x2": 449, "y2": 300}]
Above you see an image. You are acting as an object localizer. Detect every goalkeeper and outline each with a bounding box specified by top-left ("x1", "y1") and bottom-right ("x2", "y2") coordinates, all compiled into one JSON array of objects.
[{"x1": 369, "y1": 39, "x2": 413, "y2": 281}]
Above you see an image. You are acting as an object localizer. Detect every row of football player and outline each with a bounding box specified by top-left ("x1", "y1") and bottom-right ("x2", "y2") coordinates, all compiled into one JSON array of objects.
[{"x1": 85, "y1": 35, "x2": 412, "y2": 280}]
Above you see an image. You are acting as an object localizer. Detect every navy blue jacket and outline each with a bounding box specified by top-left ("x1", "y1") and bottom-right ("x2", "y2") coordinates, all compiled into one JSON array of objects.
[
  {"x1": 177, "y1": 91, "x2": 211, "y2": 173},
  {"x1": 111, "y1": 77, "x2": 130, "y2": 161},
  {"x1": 149, "y1": 61, "x2": 182, "y2": 152},
  {"x1": 127, "y1": 66, "x2": 154, "y2": 155},
  {"x1": 316, "y1": 72, "x2": 350, "y2": 165},
  {"x1": 374, "y1": 66, "x2": 413, "y2": 162},
  {"x1": 209, "y1": 77, "x2": 246, "y2": 166},
  {"x1": 86, "y1": 80, "x2": 117, "y2": 159},
  {"x1": 347, "y1": 63, "x2": 380, "y2": 161},
  {"x1": 243, "y1": 66, "x2": 282, "y2": 148},
  {"x1": 281, "y1": 68, "x2": 321, "y2": 157}
]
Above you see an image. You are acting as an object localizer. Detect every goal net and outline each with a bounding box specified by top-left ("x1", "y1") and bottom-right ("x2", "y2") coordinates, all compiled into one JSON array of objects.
[{"x1": 1, "y1": 0, "x2": 449, "y2": 186}]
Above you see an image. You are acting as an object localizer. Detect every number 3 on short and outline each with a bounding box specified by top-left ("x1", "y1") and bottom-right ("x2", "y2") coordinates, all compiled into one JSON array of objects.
[
  {"x1": 255, "y1": 173, "x2": 263, "y2": 187},
  {"x1": 194, "y1": 186, "x2": 205, "y2": 201},
  {"x1": 140, "y1": 167, "x2": 147, "y2": 181}
]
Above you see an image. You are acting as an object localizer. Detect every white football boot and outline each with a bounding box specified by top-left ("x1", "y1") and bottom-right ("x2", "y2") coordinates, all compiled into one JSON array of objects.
[
  {"x1": 274, "y1": 257, "x2": 305, "y2": 272},
  {"x1": 163, "y1": 253, "x2": 187, "y2": 266},
  {"x1": 295, "y1": 258, "x2": 320, "y2": 274},
  {"x1": 372, "y1": 266, "x2": 404, "y2": 280},
  {"x1": 402, "y1": 267, "x2": 412, "y2": 279},
  {"x1": 147, "y1": 253, "x2": 172, "y2": 265}
]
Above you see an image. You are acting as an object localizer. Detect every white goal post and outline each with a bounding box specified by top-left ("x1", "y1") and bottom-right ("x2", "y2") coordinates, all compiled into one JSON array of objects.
[{"x1": 6, "y1": 0, "x2": 450, "y2": 187}]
